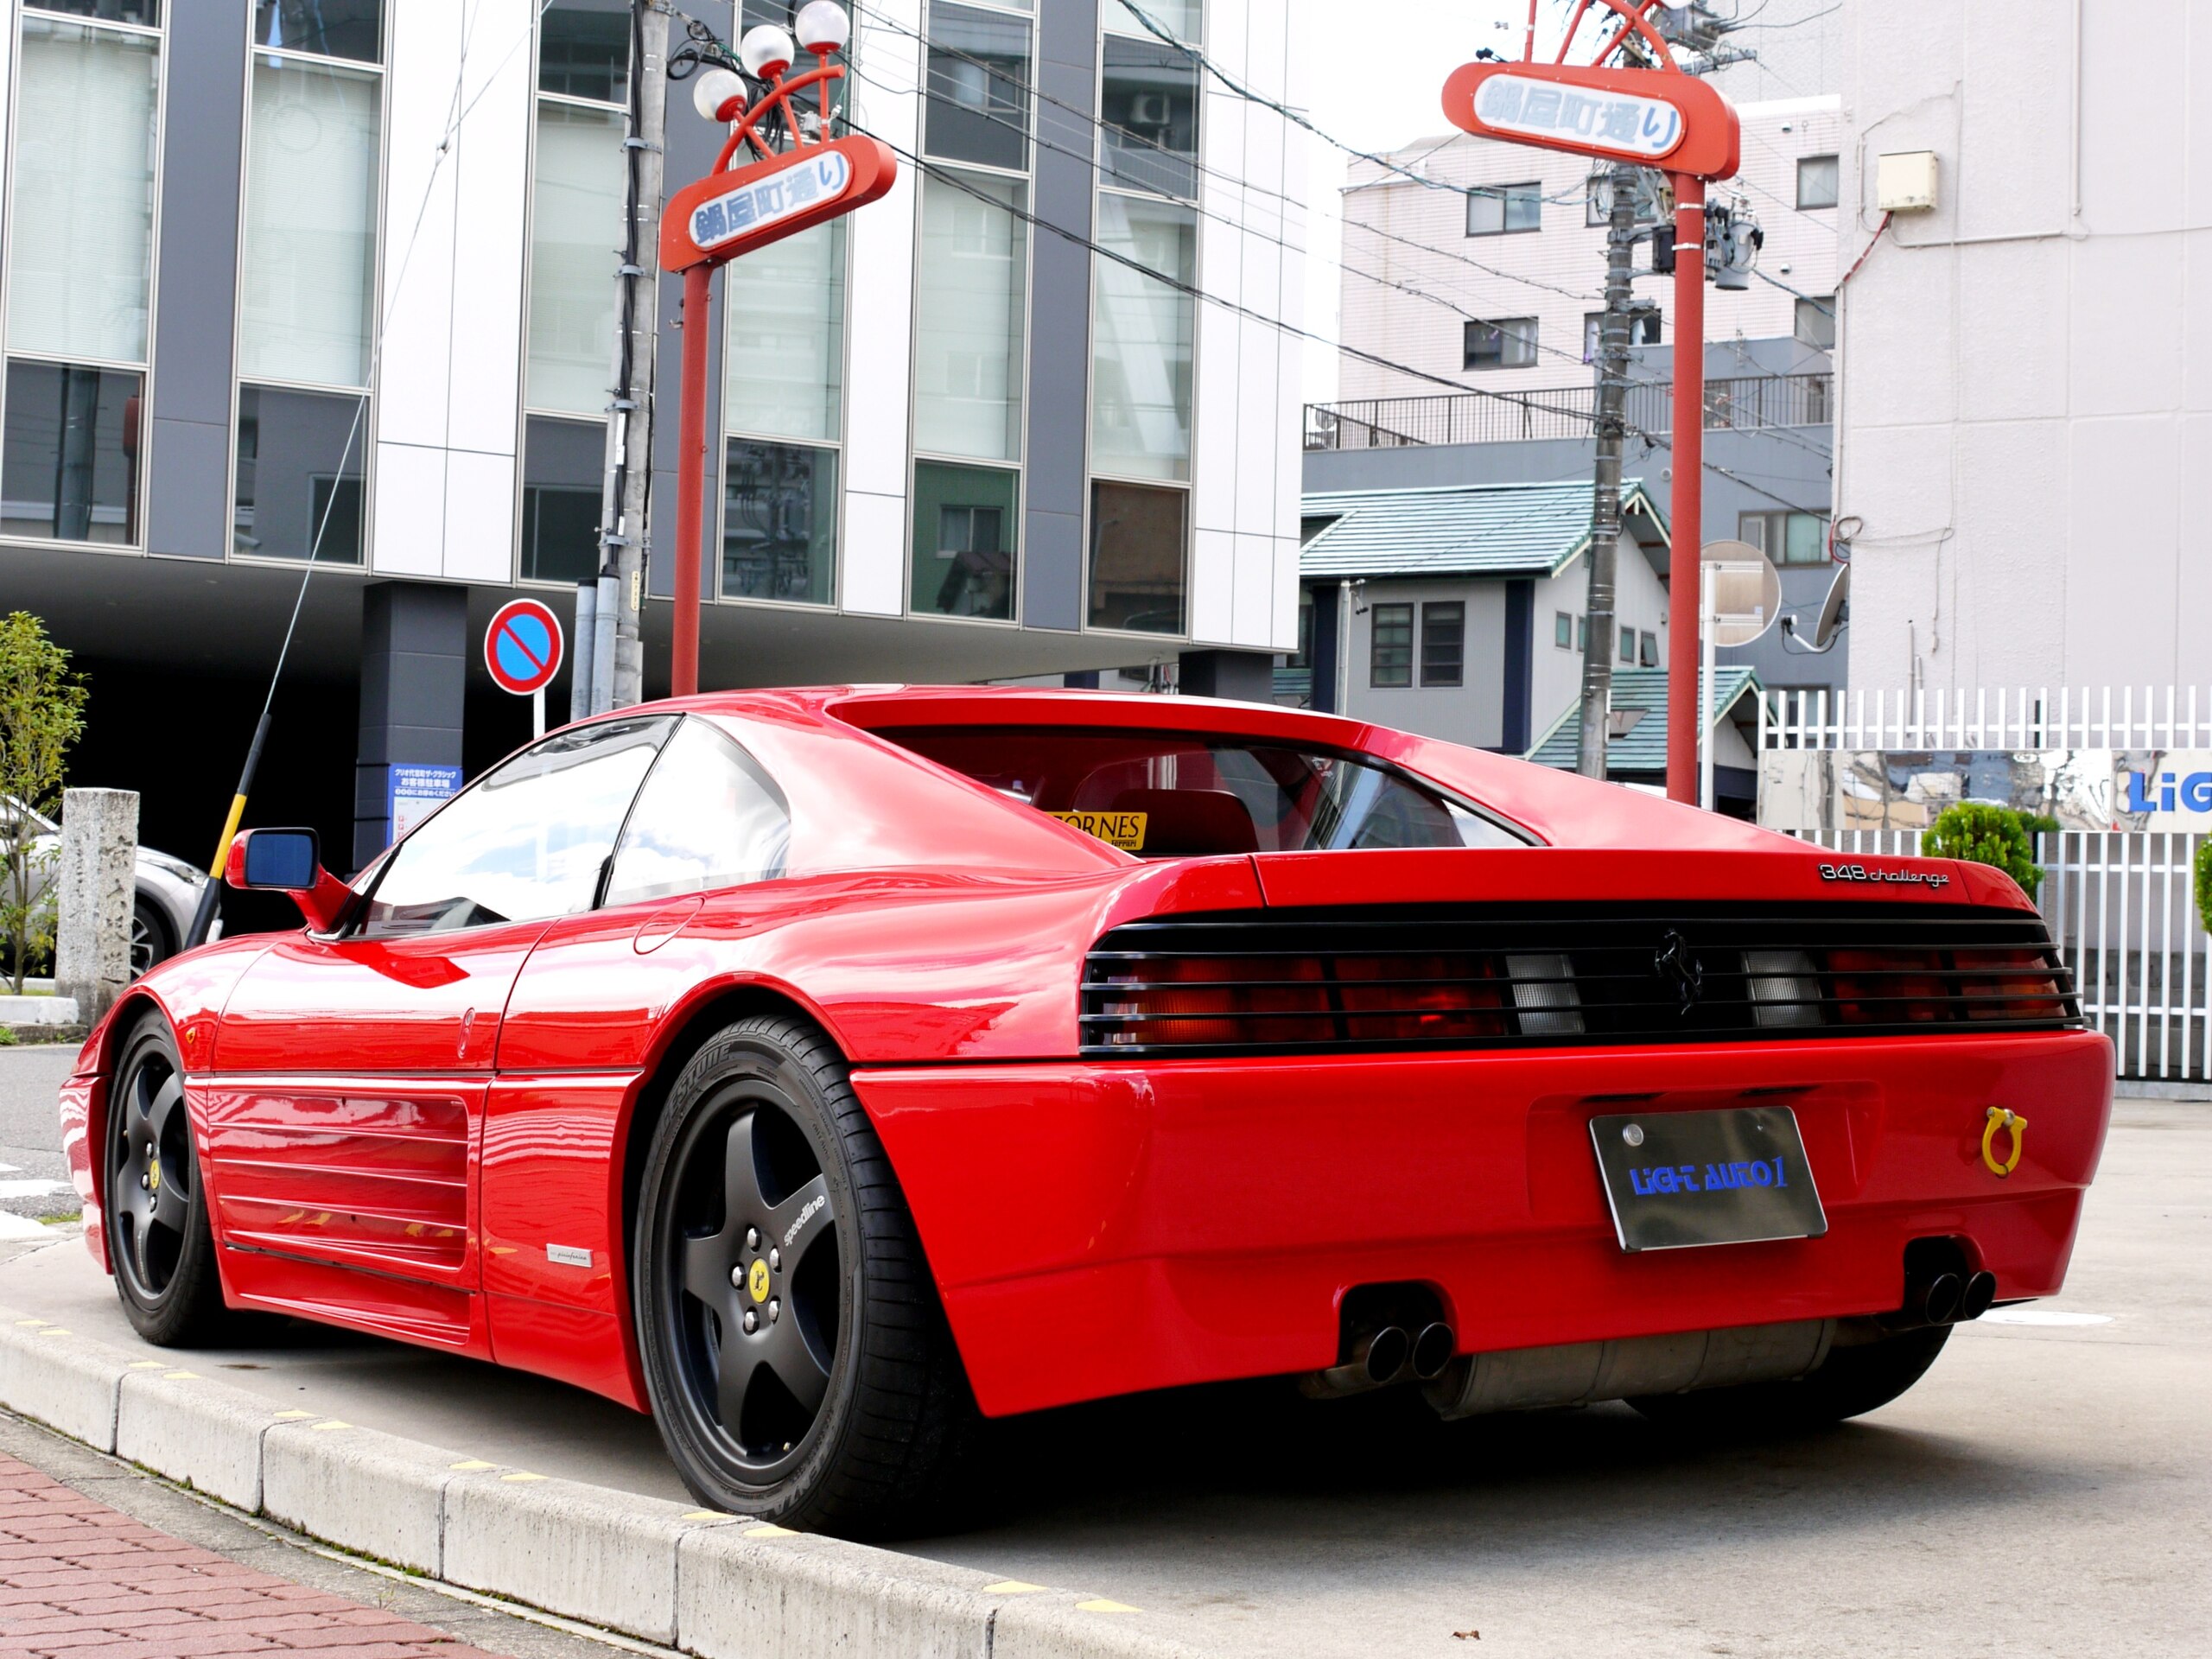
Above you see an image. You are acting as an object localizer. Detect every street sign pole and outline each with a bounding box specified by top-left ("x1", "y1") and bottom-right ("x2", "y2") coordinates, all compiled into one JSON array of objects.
[
  {"x1": 672, "y1": 259, "x2": 712, "y2": 698},
  {"x1": 1669, "y1": 174, "x2": 1707, "y2": 804}
]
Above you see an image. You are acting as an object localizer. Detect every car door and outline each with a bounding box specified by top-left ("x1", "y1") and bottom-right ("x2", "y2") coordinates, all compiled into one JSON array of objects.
[
  {"x1": 207, "y1": 716, "x2": 674, "y2": 1340},
  {"x1": 482, "y1": 715, "x2": 793, "y2": 1389}
]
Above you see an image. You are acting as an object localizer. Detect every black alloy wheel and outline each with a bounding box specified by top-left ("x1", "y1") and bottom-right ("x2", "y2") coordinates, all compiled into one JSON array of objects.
[
  {"x1": 634, "y1": 1014, "x2": 975, "y2": 1535},
  {"x1": 130, "y1": 898, "x2": 172, "y2": 979},
  {"x1": 105, "y1": 1016, "x2": 227, "y2": 1344}
]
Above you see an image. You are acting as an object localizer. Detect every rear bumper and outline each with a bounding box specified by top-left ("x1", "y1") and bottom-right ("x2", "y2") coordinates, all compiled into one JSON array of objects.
[{"x1": 854, "y1": 1031, "x2": 2113, "y2": 1417}]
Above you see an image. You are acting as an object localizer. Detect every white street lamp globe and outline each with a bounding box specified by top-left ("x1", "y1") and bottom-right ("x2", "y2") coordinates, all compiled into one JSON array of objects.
[
  {"x1": 690, "y1": 66, "x2": 746, "y2": 123},
  {"x1": 739, "y1": 23, "x2": 796, "y2": 79},
  {"x1": 793, "y1": 1, "x2": 851, "y2": 55}
]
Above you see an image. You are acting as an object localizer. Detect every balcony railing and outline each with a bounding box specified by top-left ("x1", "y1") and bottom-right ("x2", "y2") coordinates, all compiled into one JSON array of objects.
[{"x1": 1304, "y1": 372, "x2": 1833, "y2": 451}]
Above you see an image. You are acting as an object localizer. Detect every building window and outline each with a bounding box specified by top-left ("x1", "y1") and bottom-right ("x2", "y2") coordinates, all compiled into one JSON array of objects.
[
  {"x1": 1795, "y1": 296, "x2": 1837, "y2": 351},
  {"x1": 0, "y1": 361, "x2": 141, "y2": 545},
  {"x1": 1466, "y1": 181, "x2": 1541, "y2": 236},
  {"x1": 1586, "y1": 168, "x2": 1661, "y2": 226},
  {"x1": 1370, "y1": 603, "x2": 1414, "y2": 688},
  {"x1": 1465, "y1": 318, "x2": 1538, "y2": 372},
  {"x1": 1582, "y1": 309, "x2": 1661, "y2": 362},
  {"x1": 722, "y1": 439, "x2": 836, "y2": 606},
  {"x1": 1577, "y1": 615, "x2": 1589, "y2": 652},
  {"x1": 40, "y1": 1, "x2": 159, "y2": 22},
  {"x1": 519, "y1": 416, "x2": 604, "y2": 582},
  {"x1": 1088, "y1": 479, "x2": 1185, "y2": 634},
  {"x1": 1797, "y1": 154, "x2": 1840, "y2": 211},
  {"x1": 1101, "y1": 37, "x2": 1199, "y2": 200},
  {"x1": 1092, "y1": 194, "x2": 1196, "y2": 480},
  {"x1": 1619, "y1": 625, "x2": 1635, "y2": 664},
  {"x1": 6, "y1": 16, "x2": 160, "y2": 369},
  {"x1": 241, "y1": 52, "x2": 382, "y2": 390},
  {"x1": 722, "y1": 220, "x2": 847, "y2": 445},
  {"x1": 1105, "y1": 0, "x2": 1199, "y2": 35},
  {"x1": 925, "y1": 2, "x2": 1031, "y2": 172},
  {"x1": 912, "y1": 461, "x2": 1017, "y2": 620},
  {"x1": 1291, "y1": 591, "x2": 1314, "y2": 669},
  {"x1": 1738, "y1": 509, "x2": 1828, "y2": 566},
  {"x1": 524, "y1": 101, "x2": 625, "y2": 415},
  {"x1": 257, "y1": 1, "x2": 381, "y2": 63},
  {"x1": 1421, "y1": 602, "x2": 1464, "y2": 687},
  {"x1": 1554, "y1": 610, "x2": 1573, "y2": 650},
  {"x1": 916, "y1": 174, "x2": 1027, "y2": 461},
  {"x1": 1639, "y1": 630, "x2": 1659, "y2": 667},
  {"x1": 232, "y1": 385, "x2": 365, "y2": 563},
  {"x1": 537, "y1": 0, "x2": 628, "y2": 103}
]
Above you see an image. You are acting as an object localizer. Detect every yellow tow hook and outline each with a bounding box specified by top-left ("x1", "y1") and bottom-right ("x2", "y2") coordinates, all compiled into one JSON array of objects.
[{"x1": 1981, "y1": 1107, "x2": 2027, "y2": 1178}]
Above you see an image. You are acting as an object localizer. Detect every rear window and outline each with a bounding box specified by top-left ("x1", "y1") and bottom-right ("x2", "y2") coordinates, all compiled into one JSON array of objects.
[{"x1": 877, "y1": 726, "x2": 1527, "y2": 858}]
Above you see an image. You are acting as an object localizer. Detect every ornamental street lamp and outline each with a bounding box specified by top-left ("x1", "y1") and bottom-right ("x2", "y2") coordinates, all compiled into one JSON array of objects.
[{"x1": 658, "y1": 3, "x2": 895, "y2": 698}]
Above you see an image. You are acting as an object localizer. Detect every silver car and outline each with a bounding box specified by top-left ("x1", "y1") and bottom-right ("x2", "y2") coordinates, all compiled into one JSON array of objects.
[{"x1": 4, "y1": 798, "x2": 212, "y2": 977}]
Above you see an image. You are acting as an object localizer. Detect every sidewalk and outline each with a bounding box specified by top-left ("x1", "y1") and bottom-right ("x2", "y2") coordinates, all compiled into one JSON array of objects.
[{"x1": 0, "y1": 1449, "x2": 499, "y2": 1658}]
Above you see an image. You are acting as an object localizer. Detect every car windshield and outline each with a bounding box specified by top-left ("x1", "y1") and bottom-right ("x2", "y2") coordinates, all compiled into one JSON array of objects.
[{"x1": 876, "y1": 726, "x2": 1525, "y2": 857}]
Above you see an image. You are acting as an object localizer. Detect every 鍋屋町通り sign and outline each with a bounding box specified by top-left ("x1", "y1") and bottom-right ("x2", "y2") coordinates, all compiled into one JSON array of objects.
[
  {"x1": 660, "y1": 134, "x2": 897, "y2": 273},
  {"x1": 1440, "y1": 61, "x2": 1739, "y2": 180}
]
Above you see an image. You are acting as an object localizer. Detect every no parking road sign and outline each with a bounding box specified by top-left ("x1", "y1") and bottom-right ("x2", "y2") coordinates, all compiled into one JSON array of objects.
[{"x1": 486, "y1": 597, "x2": 563, "y2": 734}]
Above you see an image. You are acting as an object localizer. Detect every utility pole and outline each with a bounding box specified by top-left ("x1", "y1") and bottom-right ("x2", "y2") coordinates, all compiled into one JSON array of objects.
[
  {"x1": 599, "y1": 0, "x2": 671, "y2": 710},
  {"x1": 1574, "y1": 159, "x2": 1641, "y2": 779}
]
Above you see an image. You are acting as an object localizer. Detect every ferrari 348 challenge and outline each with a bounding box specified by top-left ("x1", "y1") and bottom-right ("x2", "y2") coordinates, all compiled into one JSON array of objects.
[{"x1": 60, "y1": 688, "x2": 2112, "y2": 1534}]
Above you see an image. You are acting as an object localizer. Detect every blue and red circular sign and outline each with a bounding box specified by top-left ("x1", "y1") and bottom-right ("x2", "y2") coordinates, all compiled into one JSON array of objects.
[{"x1": 485, "y1": 598, "x2": 563, "y2": 696}]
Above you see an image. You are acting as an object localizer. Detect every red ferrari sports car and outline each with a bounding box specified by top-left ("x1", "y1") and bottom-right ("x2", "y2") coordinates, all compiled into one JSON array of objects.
[{"x1": 61, "y1": 688, "x2": 2111, "y2": 1534}]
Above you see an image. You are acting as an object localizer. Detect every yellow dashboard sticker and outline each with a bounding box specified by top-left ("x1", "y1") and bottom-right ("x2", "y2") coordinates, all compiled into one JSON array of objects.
[{"x1": 1050, "y1": 810, "x2": 1147, "y2": 850}]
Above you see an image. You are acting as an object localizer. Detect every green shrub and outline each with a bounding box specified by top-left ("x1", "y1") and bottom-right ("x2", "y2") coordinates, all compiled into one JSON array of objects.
[
  {"x1": 2195, "y1": 842, "x2": 2212, "y2": 935},
  {"x1": 1921, "y1": 803, "x2": 2044, "y2": 898}
]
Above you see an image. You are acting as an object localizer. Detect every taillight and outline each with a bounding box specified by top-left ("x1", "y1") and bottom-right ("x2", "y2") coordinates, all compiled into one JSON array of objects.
[
  {"x1": 1956, "y1": 948, "x2": 2064, "y2": 1020},
  {"x1": 1745, "y1": 949, "x2": 1822, "y2": 1027},
  {"x1": 1334, "y1": 952, "x2": 1513, "y2": 1042},
  {"x1": 1827, "y1": 948, "x2": 1948, "y2": 1024},
  {"x1": 1098, "y1": 954, "x2": 1333, "y2": 1048},
  {"x1": 1505, "y1": 952, "x2": 1585, "y2": 1037}
]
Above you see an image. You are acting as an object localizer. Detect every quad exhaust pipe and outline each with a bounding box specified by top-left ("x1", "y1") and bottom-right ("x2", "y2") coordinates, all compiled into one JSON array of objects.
[
  {"x1": 1301, "y1": 1319, "x2": 1459, "y2": 1399},
  {"x1": 1889, "y1": 1267, "x2": 1999, "y2": 1331}
]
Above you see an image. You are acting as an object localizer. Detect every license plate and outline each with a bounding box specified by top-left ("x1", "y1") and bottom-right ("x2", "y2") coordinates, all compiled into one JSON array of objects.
[{"x1": 1588, "y1": 1106, "x2": 1827, "y2": 1253}]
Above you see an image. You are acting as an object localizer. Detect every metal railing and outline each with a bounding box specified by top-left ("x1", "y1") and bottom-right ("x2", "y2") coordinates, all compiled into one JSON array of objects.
[{"x1": 1304, "y1": 372, "x2": 1831, "y2": 451}]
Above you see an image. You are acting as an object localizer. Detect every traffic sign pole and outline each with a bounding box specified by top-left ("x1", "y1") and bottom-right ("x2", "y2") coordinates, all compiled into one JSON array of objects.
[{"x1": 672, "y1": 260, "x2": 712, "y2": 699}]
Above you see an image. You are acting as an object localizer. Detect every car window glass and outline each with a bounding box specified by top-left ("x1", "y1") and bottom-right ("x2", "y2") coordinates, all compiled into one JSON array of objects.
[
  {"x1": 604, "y1": 717, "x2": 790, "y2": 906},
  {"x1": 358, "y1": 715, "x2": 672, "y2": 938}
]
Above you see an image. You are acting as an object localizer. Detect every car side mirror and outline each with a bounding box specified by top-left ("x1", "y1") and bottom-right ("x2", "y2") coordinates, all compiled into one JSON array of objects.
[{"x1": 225, "y1": 828, "x2": 351, "y2": 933}]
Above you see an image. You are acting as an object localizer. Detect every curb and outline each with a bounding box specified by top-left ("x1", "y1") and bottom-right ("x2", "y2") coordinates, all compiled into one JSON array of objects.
[{"x1": 0, "y1": 1310, "x2": 1211, "y2": 1658}]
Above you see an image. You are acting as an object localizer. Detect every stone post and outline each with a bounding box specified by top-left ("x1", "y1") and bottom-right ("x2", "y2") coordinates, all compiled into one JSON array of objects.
[{"x1": 54, "y1": 788, "x2": 138, "y2": 1025}]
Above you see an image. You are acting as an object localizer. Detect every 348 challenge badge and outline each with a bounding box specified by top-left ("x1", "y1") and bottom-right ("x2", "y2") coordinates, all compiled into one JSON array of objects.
[{"x1": 1817, "y1": 861, "x2": 1950, "y2": 889}]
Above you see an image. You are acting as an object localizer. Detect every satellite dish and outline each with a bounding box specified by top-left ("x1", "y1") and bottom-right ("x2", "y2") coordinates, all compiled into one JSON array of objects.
[
  {"x1": 1783, "y1": 562, "x2": 1850, "y2": 653},
  {"x1": 1700, "y1": 538, "x2": 1781, "y2": 646}
]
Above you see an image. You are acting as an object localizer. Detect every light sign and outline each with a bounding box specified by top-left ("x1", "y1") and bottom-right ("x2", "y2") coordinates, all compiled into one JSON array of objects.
[
  {"x1": 1474, "y1": 73, "x2": 1682, "y2": 159},
  {"x1": 690, "y1": 149, "x2": 849, "y2": 251},
  {"x1": 1440, "y1": 60, "x2": 1739, "y2": 180}
]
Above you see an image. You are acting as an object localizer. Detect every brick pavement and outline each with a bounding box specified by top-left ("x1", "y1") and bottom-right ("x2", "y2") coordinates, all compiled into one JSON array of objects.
[{"x1": 0, "y1": 1452, "x2": 493, "y2": 1658}]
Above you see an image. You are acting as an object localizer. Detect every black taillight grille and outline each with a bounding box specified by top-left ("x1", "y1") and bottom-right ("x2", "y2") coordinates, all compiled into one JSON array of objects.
[{"x1": 1079, "y1": 905, "x2": 2079, "y2": 1057}]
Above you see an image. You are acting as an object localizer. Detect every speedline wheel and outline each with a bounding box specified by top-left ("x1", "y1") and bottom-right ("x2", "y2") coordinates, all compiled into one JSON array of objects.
[
  {"x1": 105, "y1": 1014, "x2": 228, "y2": 1344},
  {"x1": 632, "y1": 1013, "x2": 975, "y2": 1536}
]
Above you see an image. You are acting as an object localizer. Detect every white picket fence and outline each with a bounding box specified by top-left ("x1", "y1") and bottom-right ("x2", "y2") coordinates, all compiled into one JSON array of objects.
[
  {"x1": 1763, "y1": 687, "x2": 2212, "y2": 1082},
  {"x1": 1759, "y1": 683, "x2": 2212, "y2": 752}
]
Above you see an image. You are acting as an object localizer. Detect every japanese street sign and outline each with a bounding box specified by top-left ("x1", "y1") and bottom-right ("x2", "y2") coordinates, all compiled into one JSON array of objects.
[
  {"x1": 485, "y1": 598, "x2": 563, "y2": 697},
  {"x1": 1440, "y1": 61, "x2": 1739, "y2": 180},
  {"x1": 387, "y1": 764, "x2": 462, "y2": 844},
  {"x1": 660, "y1": 134, "x2": 896, "y2": 273}
]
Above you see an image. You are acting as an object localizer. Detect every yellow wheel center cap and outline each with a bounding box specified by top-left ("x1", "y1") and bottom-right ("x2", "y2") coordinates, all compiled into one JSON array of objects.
[
  {"x1": 147, "y1": 1157, "x2": 161, "y2": 1193},
  {"x1": 747, "y1": 1258, "x2": 770, "y2": 1302}
]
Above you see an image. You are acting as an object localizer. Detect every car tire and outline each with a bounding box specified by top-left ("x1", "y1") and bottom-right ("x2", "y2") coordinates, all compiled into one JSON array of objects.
[
  {"x1": 130, "y1": 896, "x2": 174, "y2": 980},
  {"x1": 632, "y1": 1013, "x2": 976, "y2": 1536},
  {"x1": 105, "y1": 1014, "x2": 231, "y2": 1345},
  {"x1": 1627, "y1": 1324, "x2": 1952, "y2": 1434}
]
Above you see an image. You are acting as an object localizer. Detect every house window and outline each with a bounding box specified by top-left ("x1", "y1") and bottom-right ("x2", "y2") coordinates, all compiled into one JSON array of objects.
[
  {"x1": 1582, "y1": 309, "x2": 1661, "y2": 362},
  {"x1": 1088, "y1": 478, "x2": 1185, "y2": 633},
  {"x1": 1370, "y1": 603, "x2": 1413, "y2": 688},
  {"x1": 1421, "y1": 602, "x2": 1464, "y2": 687},
  {"x1": 1795, "y1": 296, "x2": 1836, "y2": 351},
  {"x1": 1290, "y1": 592, "x2": 1313, "y2": 669},
  {"x1": 1464, "y1": 318, "x2": 1537, "y2": 371},
  {"x1": 911, "y1": 461, "x2": 1017, "y2": 620},
  {"x1": 925, "y1": 2, "x2": 1032, "y2": 172},
  {"x1": 1738, "y1": 509, "x2": 1829, "y2": 565},
  {"x1": 1577, "y1": 615, "x2": 1589, "y2": 652},
  {"x1": 1466, "y1": 181, "x2": 1541, "y2": 236},
  {"x1": 1797, "y1": 154, "x2": 1840, "y2": 211},
  {"x1": 1619, "y1": 626, "x2": 1635, "y2": 664},
  {"x1": 1639, "y1": 630, "x2": 1659, "y2": 667},
  {"x1": 1554, "y1": 610, "x2": 1573, "y2": 649}
]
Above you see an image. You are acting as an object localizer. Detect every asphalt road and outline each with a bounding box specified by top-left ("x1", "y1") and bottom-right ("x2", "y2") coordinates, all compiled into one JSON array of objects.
[{"x1": 0, "y1": 1053, "x2": 2203, "y2": 1657}]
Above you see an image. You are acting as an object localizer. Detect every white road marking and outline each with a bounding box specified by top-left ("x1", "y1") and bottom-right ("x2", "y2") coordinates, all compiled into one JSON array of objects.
[
  {"x1": 0, "y1": 1179, "x2": 67, "y2": 1199},
  {"x1": 1979, "y1": 1308, "x2": 2113, "y2": 1327},
  {"x1": 0, "y1": 1212, "x2": 50, "y2": 1237}
]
